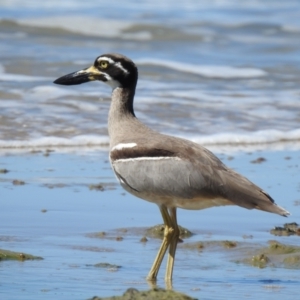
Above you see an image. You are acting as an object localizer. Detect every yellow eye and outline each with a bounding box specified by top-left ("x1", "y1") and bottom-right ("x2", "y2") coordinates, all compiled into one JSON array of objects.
[{"x1": 99, "y1": 61, "x2": 109, "y2": 69}]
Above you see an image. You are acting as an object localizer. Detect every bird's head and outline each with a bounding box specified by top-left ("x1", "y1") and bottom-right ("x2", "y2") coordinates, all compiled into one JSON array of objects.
[{"x1": 54, "y1": 53, "x2": 138, "y2": 89}]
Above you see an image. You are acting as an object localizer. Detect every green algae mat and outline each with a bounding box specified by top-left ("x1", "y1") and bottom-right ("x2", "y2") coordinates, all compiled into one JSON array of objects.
[
  {"x1": 0, "y1": 249, "x2": 43, "y2": 261},
  {"x1": 88, "y1": 288, "x2": 197, "y2": 300}
]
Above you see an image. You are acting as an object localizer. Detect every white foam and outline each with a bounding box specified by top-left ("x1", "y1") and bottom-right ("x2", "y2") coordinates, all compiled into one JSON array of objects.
[
  {"x1": 190, "y1": 128, "x2": 300, "y2": 146},
  {"x1": 27, "y1": 85, "x2": 86, "y2": 101},
  {"x1": 26, "y1": 86, "x2": 107, "y2": 109},
  {"x1": 0, "y1": 63, "x2": 5, "y2": 73},
  {"x1": 282, "y1": 25, "x2": 300, "y2": 33},
  {"x1": 17, "y1": 16, "x2": 151, "y2": 40},
  {"x1": 0, "y1": 73, "x2": 50, "y2": 82},
  {"x1": 18, "y1": 16, "x2": 129, "y2": 37},
  {"x1": 136, "y1": 59, "x2": 267, "y2": 78},
  {"x1": 0, "y1": 135, "x2": 109, "y2": 149},
  {"x1": 29, "y1": 85, "x2": 76, "y2": 97},
  {"x1": 0, "y1": 129, "x2": 300, "y2": 154}
]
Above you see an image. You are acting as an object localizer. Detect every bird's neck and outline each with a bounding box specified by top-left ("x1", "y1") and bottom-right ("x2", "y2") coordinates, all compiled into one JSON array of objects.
[{"x1": 108, "y1": 86, "x2": 136, "y2": 144}]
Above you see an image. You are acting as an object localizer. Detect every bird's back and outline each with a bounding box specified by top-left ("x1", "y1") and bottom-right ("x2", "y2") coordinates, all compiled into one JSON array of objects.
[{"x1": 109, "y1": 124, "x2": 289, "y2": 216}]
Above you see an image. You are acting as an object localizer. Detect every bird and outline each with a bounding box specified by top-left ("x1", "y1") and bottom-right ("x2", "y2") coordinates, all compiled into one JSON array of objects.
[{"x1": 54, "y1": 53, "x2": 289, "y2": 282}]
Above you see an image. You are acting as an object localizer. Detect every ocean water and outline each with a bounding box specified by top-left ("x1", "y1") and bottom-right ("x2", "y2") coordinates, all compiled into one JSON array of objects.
[{"x1": 0, "y1": 0, "x2": 300, "y2": 152}]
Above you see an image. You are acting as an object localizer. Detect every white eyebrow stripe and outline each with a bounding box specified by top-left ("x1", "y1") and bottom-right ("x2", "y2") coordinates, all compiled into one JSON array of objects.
[
  {"x1": 115, "y1": 62, "x2": 129, "y2": 75},
  {"x1": 112, "y1": 143, "x2": 137, "y2": 151},
  {"x1": 98, "y1": 57, "x2": 115, "y2": 64},
  {"x1": 97, "y1": 57, "x2": 129, "y2": 75}
]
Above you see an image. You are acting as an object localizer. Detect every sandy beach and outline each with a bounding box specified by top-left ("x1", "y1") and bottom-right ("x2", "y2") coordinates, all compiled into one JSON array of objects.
[{"x1": 1, "y1": 148, "x2": 299, "y2": 299}]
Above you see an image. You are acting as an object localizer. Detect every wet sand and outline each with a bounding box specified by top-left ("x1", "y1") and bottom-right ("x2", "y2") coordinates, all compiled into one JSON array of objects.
[{"x1": 0, "y1": 148, "x2": 299, "y2": 299}]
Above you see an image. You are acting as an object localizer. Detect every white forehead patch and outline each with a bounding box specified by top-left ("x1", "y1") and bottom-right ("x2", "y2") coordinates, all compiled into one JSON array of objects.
[
  {"x1": 112, "y1": 143, "x2": 137, "y2": 151},
  {"x1": 98, "y1": 56, "x2": 115, "y2": 64},
  {"x1": 97, "y1": 57, "x2": 129, "y2": 75}
]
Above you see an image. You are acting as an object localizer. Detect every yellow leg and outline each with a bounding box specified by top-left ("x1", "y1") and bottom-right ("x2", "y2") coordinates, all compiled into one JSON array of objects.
[
  {"x1": 147, "y1": 205, "x2": 179, "y2": 282},
  {"x1": 165, "y1": 207, "x2": 179, "y2": 281}
]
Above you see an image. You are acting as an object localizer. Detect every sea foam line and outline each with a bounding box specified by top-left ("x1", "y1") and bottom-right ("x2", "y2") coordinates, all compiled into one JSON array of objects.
[
  {"x1": 0, "y1": 129, "x2": 300, "y2": 152},
  {"x1": 0, "y1": 136, "x2": 109, "y2": 149},
  {"x1": 190, "y1": 129, "x2": 300, "y2": 146},
  {"x1": 136, "y1": 58, "x2": 267, "y2": 78},
  {"x1": 17, "y1": 17, "x2": 151, "y2": 40}
]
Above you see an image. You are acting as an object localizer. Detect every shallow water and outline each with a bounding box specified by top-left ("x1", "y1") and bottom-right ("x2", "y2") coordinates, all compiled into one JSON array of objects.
[
  {"x1": 1, "y1": 149, "x2": 299, "y2": 299},
  {"x1": 0, "y1": 1, "x2": 300, "y2": 150}
]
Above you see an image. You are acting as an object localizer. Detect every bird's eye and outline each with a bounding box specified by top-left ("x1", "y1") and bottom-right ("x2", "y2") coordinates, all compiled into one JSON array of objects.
[{"x1": 99, "y1": 61, "x2": 109, "y2": 69}]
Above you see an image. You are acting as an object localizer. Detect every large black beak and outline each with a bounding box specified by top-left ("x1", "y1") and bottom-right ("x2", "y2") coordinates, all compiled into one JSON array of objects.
[{"x1": 53, "y1": 65, "x2": 104, "y2": 85}]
